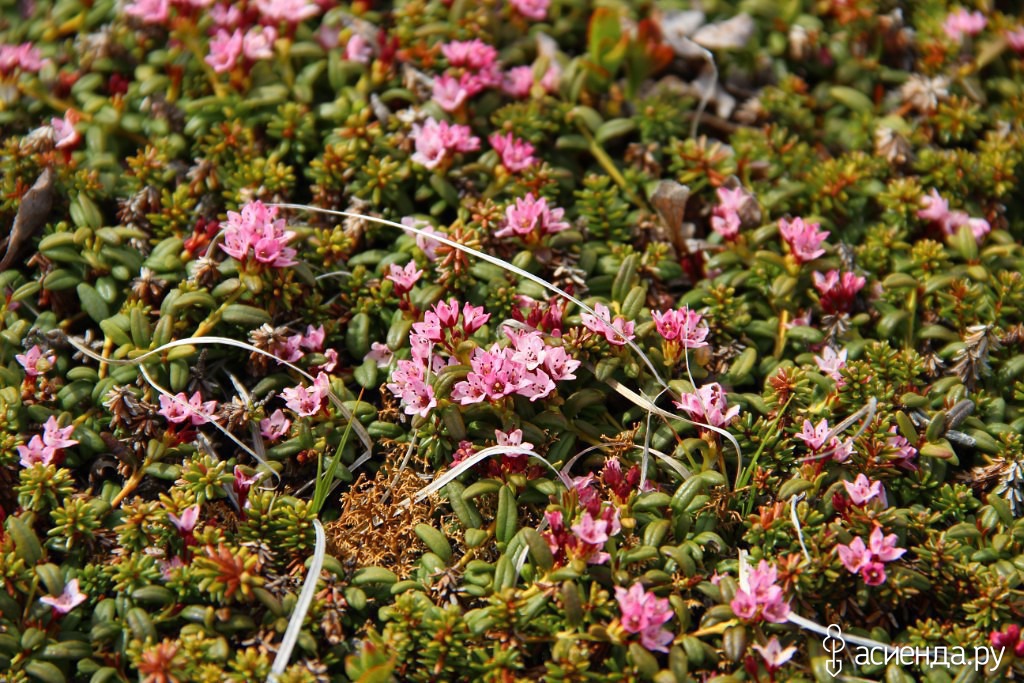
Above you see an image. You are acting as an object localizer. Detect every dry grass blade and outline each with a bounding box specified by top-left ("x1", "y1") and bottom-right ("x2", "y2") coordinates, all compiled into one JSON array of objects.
[{"x1": 268, "y1": 519, "x2": 326, "y2": 681}]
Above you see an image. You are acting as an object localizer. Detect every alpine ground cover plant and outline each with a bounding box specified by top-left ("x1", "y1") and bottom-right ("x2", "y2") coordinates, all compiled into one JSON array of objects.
[{"x1": 2, "y1": 0, "x2": 1024, "y2": 680}]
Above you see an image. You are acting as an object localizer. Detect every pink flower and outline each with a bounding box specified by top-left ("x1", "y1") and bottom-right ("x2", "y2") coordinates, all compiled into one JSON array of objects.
[
  {"x1": 1007, "y1": 27, "x2": 1024, "y2": 53},
  {"x1": 254, "y1": 0, "x2": 319, "y2": 23},
  {"x1": 580, "y1": 302, "x2": 635, "y2": 346},
  {"x1": 795, "y1": 418, "x2": 852, "y2": 463},
  {"x1": 168, "y1": 505, "x2": 200, "y2": 534},
  {"x1": 753, "y1": 637, "x2": 797, "y2": 673},
  {"x1": 123, "y1": 0, "x2": 169, "y2": 24},
  {"x1": 42, "y1": 417, "x2": 77, "y2": 450},
  {"x1": 813, "y1": 346, "x2": 847, "y2": 382},
  {"x1": 300, "y1": 325, "x2": 325, "y2": 352},
  {"x1": 259, "y1": 409, "x2": 291, "y2": 440},
  {"x1": 489, "y1": 132, "x2": 537, "y2": 172},
  {"x1": 410, "y1": 117, "x2": 480, "y2": 170},
  {"x1": 651, "y1": 307, "x2": 708, "y2": 348},
  {"x1": 242, "y1": 26, "x2": 277, "y2": 61},
  {"x1": 232, "y1": 465, "x2": 260, "y2": 509},
  {"x1": 616, "y1": 583, "x2": 674, "y2": 652},
  {"x1": 366, "y1": 342, "x2": 394, "y2": 368},
  {"x1": 16, "y1": 345, "x2": 54, "y2": 377},
  {"x1": 843, "y1": 474, "x2": 886, "y2": 506},
  {"x1": 385, "y1": 359, "x2": 437, "y2": 418},
  {"x1": 730, "y1": 560, "x2": 790, "y2": 623},
  {"x1": 943, "y1": 8, "x2": 986, "y2": 43},
  {"x1": 779, "y1": 217, "x2": 829, "y2": 263},
  {"x1": 861, "y1": 561, "x2": 887, "y2": 586},
  {"x1": 868, "y1": 525, "x2": 906, "y2": 562},
  {"x1": 0, "y1": 43, "x2": 44, "y2": 74},
  {"x1": 673, "y1": 383, "x2": 740, "y2": 429},
  {"x1": 344, "y1": 34, "x2": 372, "y2": 64},
  {"x1": 496, "y1": 428, "x2": 533, "y2": 451},
  {"x1": 386, "y1": 261, "x2": 423, "y2": 294},
  {"x1": 510, "y1": 0, "x2": 550, "y2": 21},
  {"x1": 495, "y1": 193, "x2": 570, "y2": 238},
  {"x1": 432, "y1": 73, "x2": 470, "y2": 111},
  {"x1": 206, "y1": 29, "x2": 243, "y2": 74},
  {"x1": 813, "y1": 270, "x2": 865, "y2": 315},
  {"x1": 17, "y1": 435, "x2": 56, "y2": 468},
  {"x1": 317, "y1": 348, "x2": 339, "y2": 373},
  {"x1": 710, "y1": 186, "x2": 749, "y2": 240},
  {"x1": 221, "y1": 201, "x2": 297, "y2": 268},
  {"x1": 502, "y1": 66, "x2": 534, "y2": 98},
  {"x1": 51, "y1": 111, "x2": 80, "y2": 149},
  {"x1": 917, "y1": 188, "x2": 950, "y2": 223},
  {"x1": 441, "y1": 39, "x2": 499, "y2": 72},
  {"x1": 542, "y1": 345, "x2": 580, "y2": 381},
  {"x1": 210, "y1": 3, "x2": 242, "y2": 27},
  {"x1": 40, "y1": 579, "x2": 87, "y2": 615},
  {"x1": 158, "y1": 392, "x2": 217, "y2": 426},
  {"x1": 838, "y1": 526, "x2": 905, "y2": 584},
  {"x1": 886, "y1": 427, "x2": 918, "y2": 470},
  {"x1": 838, "y1": 536, "x2": 870, "y2": 573},
  {"x1": 401, "y1": 218, "x2": 443, "y2": 261},
  {"x1": 281, "y1": 373, "x2": 330, "y2": 417}
]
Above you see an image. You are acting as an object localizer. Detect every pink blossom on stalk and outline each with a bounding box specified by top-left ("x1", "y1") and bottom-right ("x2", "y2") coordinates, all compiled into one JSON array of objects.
[
  {"x1": 489, "y1": 132, "x2": 537, "y2": 172},
  {"x1": 509, "y1": 0, "x2": 550, "y2": 21},
  {"x1": 495, "y1": 428, "x2": 533, "y2": 451},
  {"x1": 17, "y1": 436, "x2": 56, "y2": 468},
  {"x1": 0, "y1": 43, "x2": 44, "y2": 74},
  {"x1": 300, "y1": 325, "x2": 325, "y2": 352},
  {"x1": 730, "y1": 560, "x2": 790, "y2": 623},
  {"x1": 344, "y1": 34, "x2": 372, "y2": 64},
  {"x1": 615, "y1": 583, "x2": 674, "y2": 652},
  {"x1": 752, "y1": 637, "x2": 797, "y2": 674},
  {"x1": 386, "y1": 261, "x2": 423, "y2": 294},
  {"x1": 651, "y1": 307, "x2": 708, "y2": 348},
  {"x1": 813, "y1": 346, "x2": 847, "y2": 382},
  {"x1": 385, "y1": 359, "x2": 437, "y2": 418},
  {"x1": 813, "y1": 270, "x2": 865, "y2": 314},
  {"x1": 221, "y1": 201, "x2": 297, "y2": 268},
  {"x1": 259, "y1": 409, "x2": 291, "y2": 440},
  {"x1": 942, "y1": 9, "x2": 987, "y2": 43},
  {"x1": 210, "y1": 3, "x2": 242, "y2": 27},
  {"x1": 233, "y1": 465, "x2": 260, "y2": 509},
  {"x1": 868, "y1": 525, "x2": 906, "y2": 562},
  {"x1": 710, "y1": 186, "x2": 749, "y2": 240},
  {"x1": 495, "y1": 193, "x2": 570, "y2": 238},
  {"x1": 401, "y1": 218, "x2": 443, "y2": 261},
  {"x1": 158, "y1": 392, "x2": 217, "y2": 426},
  {"x1": 796, "y1": 419, "x2": 830, "y2": 451},
  {"x1": 673, "y1": 383, "x2": 739, "y2": 429},
  {"x1": 168, "y1": 505, "x2": 200, "y2": 534},
  {"x1": 843, "y1": 474, "x2": 886, "y2": 506},
  {"x1": 42, "y1": 417, "x2": 77, "y2": 450},
  {"x1": 838, "y1": 536, "x2": 870, "y2": 572},
  {"x1": 51, "y1": 111, "x2": 80, "y2": 149},
  {"x1": 123, "y1": 0, "x2": 169, "y2": 24},
  {"x1": 917, "y1": 188, "x2": 949, "y2": 223},
  {"x1": 1007, "y1": 27, "x2": 1024, "y2": 53},
  {"x1": 886, "y1": 427, "x2": 918, "y2": 470},
  {"x1": 432, "y1": 73, "x2": 470, "y2": 111},
  {"x1": 410, "y1": 117, "x2": 480, "y2": 170},
  {"x1": 39, "y1": 579, "x2": 87, "y2": 615},
  {"x1": 206, "y1": 29, "x2": 243, "y2": 73},
  {"x1": 837, "y1": 526, "x2": 905, "y2": 584},
  {"x1": 580, "y1": 302, "x2": 635, "y2": 346},
  {"x1": 242, "y1": 26, "x2": 277, "y2": 61},
  {"x1": 317, "y1": 348, "x2": 339, "y2": 373},
  {"x1": 540, "y1": 65, "x2": 561, "y2": 93},
  {"x1": 254, "y1": 0, "x2": 319, "y2": 23},
  {"x1": 16, "y1": 345, "x2": 55, "y2": 377},
  {"x1": 779, "y1": 217, "x2": 829, "y2": 263},
  {"x1": 281, "y1": 373, "x2": 331, "y2": 417},
  {"x1": 441, "y1": 39, "x2": 499, "y2": 73}
]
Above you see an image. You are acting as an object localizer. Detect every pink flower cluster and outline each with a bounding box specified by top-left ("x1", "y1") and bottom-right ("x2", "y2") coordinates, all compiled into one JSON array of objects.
[
  {"x1": 494, "y1": 193, "x2": 570, "y2": 239},
  {"x1": 159, "y1": 391, "x2": 218, "y2": 426},
  {"x1": 813, "y1": 346, "x2": 847, "y2": 383},
  {"x1": 795, "y1": 418, "x2": 853, "y2": 463},
  {"x1": 124, "y1": 0, "x2": 207, "y2": 25},
  {"x1": 580, "y1": 303, "x2": 635, "y2": 346},
  {"x1": 0, "y1": 42, "x2": 43, "y2": 75},
  {"x1": 990, "y1": 625, "x2": 1024, "y2": 658},
  {"x1": 205, "y1": 26, "x2": 279, "y2": 73},
  {"x1": 260, "y1": 409, "x2": 291, "y2": 441},
  {"x1": 673, "y1": 383, "x2": 740, "y2": 429},
  {"x1": 502, "y1": 64, "x2": 560, "y2": 98},
  {"x1": 843, "y1": 474, "x2": 886, "y2": 507},
  {"x1": 440, "y1": 39, "x2": 501, "y2": 95},
  {"x1": 652, "y1": 306, "x2": 709, "y2": 349},
  {"x1": 813, "y1": 270, "x2": 865, "y2": 315},
  {"x1": 886, "y1": 427, "x2": 918, "y2": 470},
  {"x1": 17, "y1": 417, "x2": 78, "y2": 468},
  {"x1": 16, "y1": 345, "x2": 55, "y2": 377},
  {"x1": 1007, "y1": 27, "x2": 1024, "y2": 54},
  {"x1": 221, "y1": 200, "x2": 297, "y2": 268},
  {"x1": 543, "y1": 504, "x2": 621, "y2": 566},
  {"x1": 51, "y1": 110, "x2": 81, "y2": 150},
  {"x1": 509, "y1": 0, "x2": 550, "y2": 21},
  {"x1": 411, "y1": 117, "x2": 480, "y2": 170},
  {"x1": 489, "y1": 132, "x2": 537, "y2": 172},
  {"x1": 730, "y1": 559, "x2": 791, "y2": 623},
  {"x1": 602, "y1": 457, "x2": 642, "y2": 502},
  {"x1": 710, "y1": 186, "x2": 755, "y2": 240},
  {"x1": 125, "y1": 0, "x2": 317, "y2": 26},
  {"x1": 942, "y1": 9, "x2": 986, "y2": 43},
  {"x1": 264, "y1": 324, "x2": 337, "y2": 372},
  {"x1": 837, "y1": 525, "x2": 905, "y2": 585},
  {"x1": 615, "y1": 583, "x2": 674, "y2": 652},
  {"x1": 779, "y1": 217, "x2": 829, "y2": 263},
  {"x1": 281, "y1": 372, "x2": 331, "y2": 417},
  {"x1": 917, "y1": 189, "x2": 991, "y2": 242},
  {"x1": 450, "y1": 328, "x2": 580, "y2": 404}
]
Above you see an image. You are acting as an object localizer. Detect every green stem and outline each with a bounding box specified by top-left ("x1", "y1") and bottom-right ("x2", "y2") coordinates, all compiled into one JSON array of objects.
[{"x1": 194, "y1": 288, "x2": 244, "y2": 337}]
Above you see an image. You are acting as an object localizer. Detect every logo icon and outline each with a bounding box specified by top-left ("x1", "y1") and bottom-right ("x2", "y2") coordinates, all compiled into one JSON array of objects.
[{"x1": 823, "y1": 624, "x2": 845, "y2": 677}]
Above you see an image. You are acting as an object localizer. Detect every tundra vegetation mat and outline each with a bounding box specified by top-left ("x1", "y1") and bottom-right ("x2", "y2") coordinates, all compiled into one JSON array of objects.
[{"x1": 2, "y1": 0, "x2": 1024, "y2": 681}]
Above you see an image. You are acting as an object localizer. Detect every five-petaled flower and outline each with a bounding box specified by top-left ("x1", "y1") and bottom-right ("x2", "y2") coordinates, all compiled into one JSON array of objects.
[
  {"x1": 837, "y1": 525, "x2": 906, "y2": 585},
  {"x1": 730, "y1": 559, "x2": 791, "y2": 623},
  {"x1": 580, "y1": 302, "x2": 635, "y2": 346},
  {"x1": 673, "y1": 383, "x2": 740, "y2": 429},
  {"x1": 221, "y1": 200, "x2": 298, "y2": 268},
  {"x1": 615, "y1": 583, "x2": 674, "y2": 652},
  {"x1": 16, "y1": 345, "x2": 55, "y2": 377},
  {"x1": 40, "y1": 579, "x2": 87, "y2": 615},
  {"x1": 779, "y1": 217, "x2": 829, "y2": 263}
]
